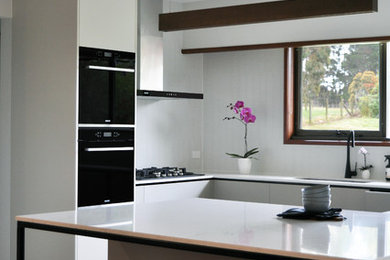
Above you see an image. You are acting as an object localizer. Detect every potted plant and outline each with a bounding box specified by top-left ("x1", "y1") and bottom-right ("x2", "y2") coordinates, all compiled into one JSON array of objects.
[
  {"x1": 359, "y1": 147, "x2": 373, "y2": 179},
  {"x1": 224, "y1": 101, "x2": 259, "y2": 174}
]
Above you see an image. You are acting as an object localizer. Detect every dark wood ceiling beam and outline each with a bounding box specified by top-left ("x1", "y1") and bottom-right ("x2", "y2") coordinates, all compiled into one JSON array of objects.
[{"x1": 159, "y1": 0, "x2": 378, "y2": 32}]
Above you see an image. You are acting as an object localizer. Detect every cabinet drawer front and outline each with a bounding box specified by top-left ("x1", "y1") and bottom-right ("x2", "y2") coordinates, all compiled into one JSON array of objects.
[
  {"x1": 144, "y1": 181, "x2": 212, "y2": 203},
  {"x1": 269, "y1": 184, "x2": 306, "y2": 206},
  {"x1": 214, "y1": 180, "x2": 269, "y2": 203},
  {"x1": 365, "y1": 190, "x2": 390, "y2": 212}
]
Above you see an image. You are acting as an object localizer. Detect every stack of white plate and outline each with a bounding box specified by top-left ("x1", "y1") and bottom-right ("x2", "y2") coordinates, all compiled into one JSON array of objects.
[{"x1": 301, "y1": 185, "x2": 331, "y2": 213}]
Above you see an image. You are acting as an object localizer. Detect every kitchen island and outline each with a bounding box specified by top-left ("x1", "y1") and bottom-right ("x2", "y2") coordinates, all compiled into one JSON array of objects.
[{"x1": 16, "y1": 198, "x2": 390, "y2": 260}]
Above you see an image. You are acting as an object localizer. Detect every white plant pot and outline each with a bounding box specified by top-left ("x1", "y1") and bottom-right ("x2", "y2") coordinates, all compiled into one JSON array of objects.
[
  {"x1": 361, "y1": 169, "x2": 371, "y2": 179},
  {"x1": 238, "y1": 158, "x2": 252, "y2": 174}
]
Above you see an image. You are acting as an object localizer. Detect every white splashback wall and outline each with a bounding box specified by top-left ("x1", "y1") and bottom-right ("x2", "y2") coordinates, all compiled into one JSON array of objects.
[
  {"x1": 136, "y1": 99, "x2": 203, "y2": 171},
  {"x1": 203, "y1": 49, "x2": 390, "y2": 180}
]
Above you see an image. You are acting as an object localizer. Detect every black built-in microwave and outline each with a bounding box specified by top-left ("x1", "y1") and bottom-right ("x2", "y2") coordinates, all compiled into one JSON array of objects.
[{"x1": 79, "y1": 47, "x2": 135, "y2": 125}]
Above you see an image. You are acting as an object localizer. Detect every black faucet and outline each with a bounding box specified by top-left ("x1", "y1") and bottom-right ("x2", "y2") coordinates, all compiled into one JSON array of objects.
[{"x1": 345, "y1": 130, "x2": 357, "y2": 178}]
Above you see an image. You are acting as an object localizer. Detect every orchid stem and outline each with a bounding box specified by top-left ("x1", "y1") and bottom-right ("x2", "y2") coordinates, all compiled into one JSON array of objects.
[
  {"x1": 364, "y1": 154, "x2": 367, "y2": 168},
  {"x1": 244, "y1": 123, "x2": 248, "y2": 154}
]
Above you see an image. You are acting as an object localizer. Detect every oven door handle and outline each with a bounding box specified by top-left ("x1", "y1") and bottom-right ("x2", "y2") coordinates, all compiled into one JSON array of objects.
[
  {"x1": 85, "y1": 147, "x2": 134, "y2": 152},
  {"x1": 86, "y1": 65, "x2": 135, "y2": 73}
]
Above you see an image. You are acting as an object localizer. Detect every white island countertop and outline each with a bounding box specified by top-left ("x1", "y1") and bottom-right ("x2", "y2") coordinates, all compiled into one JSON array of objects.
[{"x1": 16, "y1": 198, "x2": 390, "y2": 260}]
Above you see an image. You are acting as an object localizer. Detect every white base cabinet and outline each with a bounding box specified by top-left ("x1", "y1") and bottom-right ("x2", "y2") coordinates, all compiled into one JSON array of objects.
[
  {"x1": 135, "y1": 186, "x2": 145, "y2": 203},
  {"x1": 136, "y1": 180, "x2": 213, "y2": 204},
  {"x1": 76, "y1": 236, "x2": 107, "y2": 260}
]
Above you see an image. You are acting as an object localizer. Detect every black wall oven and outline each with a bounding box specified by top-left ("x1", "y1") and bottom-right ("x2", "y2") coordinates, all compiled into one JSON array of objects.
[
  {"x1": 79, "y1": 47, "x2": 135, "y2": 126},
  {"x1": 78, "y1": 128, "x2": 134, "y2": 207}
]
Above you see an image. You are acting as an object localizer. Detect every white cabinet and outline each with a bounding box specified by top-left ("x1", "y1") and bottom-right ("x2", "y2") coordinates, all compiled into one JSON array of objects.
[
  {"x1": 77, "y1": 236, "x2": 107, "y2": 260},
  {"x1": 79, "y1": 0, "x2": 137, "y2": 52},
  {"x1": 135, "y1": 186, "x2": 145, "y2": 204},
  {"x1": 213, "y1": 180, "x2": 269, "y2": 203},
  {"x1": 143, "y1": 180, "x2": 213, "y2": 203},
  {"x1": 269, "y1": 184, "x2": 306, "y2": 206}
]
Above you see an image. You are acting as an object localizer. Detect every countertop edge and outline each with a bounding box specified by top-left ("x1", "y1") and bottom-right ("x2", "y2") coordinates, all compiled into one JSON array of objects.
[{"x1": 136, "y1": 173, "x2": 390, "y2": 190}]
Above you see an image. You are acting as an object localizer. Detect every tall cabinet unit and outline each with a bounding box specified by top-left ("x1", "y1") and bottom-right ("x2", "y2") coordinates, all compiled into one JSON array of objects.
[
  {"x1": 79, "y1": 0, "x2": 137, "y2": 53},
  {"x1": 77, "y1": 1, "x2": 137, "y2": 260}
]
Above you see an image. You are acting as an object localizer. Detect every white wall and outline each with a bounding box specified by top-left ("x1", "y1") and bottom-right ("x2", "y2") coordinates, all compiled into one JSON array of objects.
[
  {"x1": 202, "y1": 49, "x2": 390, "y2": 180},
  {"x1": 0, "y1": 18, "x2": 12, "y2": 260},
  {"x1": 10, "y1": 0, "x2": 77, "y2": 260},
  {"x1": 149, "y1": 0, "x2": 390, "y2": 180},
  {"x1": 140, "y1": 0, "x2": 390, "y2": 179},
  {"x1": 162, "y1": 1, "x2": 203, "y2": 93},
  {"x1": 0, "y1": 0, "x2": 12, "y2": 18},
  {"x1": 181, "y1": 0, "x2": 390, "y2": 49}
]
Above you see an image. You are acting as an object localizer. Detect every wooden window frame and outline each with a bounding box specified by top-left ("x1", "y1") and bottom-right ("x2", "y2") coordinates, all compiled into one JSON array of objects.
[{"x1": 284, "y1": 38, "x2": 390, "y2": 146}]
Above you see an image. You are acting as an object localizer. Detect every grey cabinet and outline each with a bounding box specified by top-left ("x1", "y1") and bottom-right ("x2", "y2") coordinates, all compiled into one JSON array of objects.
[
  {"x1": 213, "y1": 180, "x2": 388, "y2": 212},
  {"x1": 269, "y1": 184, "x2": 390, "y2": 212},
  {"x1": 213, "y1": 181, "x2": 304, "y2": 206},
  {"x1": 365, "y1": 190, "x2": 390, "y2": 212},
  {"x1": 269, "y1": 184, "x2": 306, "y2": 206},
  {"x1": 331, "y1": 187, "x2": 367, "y2": 211},
  {"x1": 213, "y1": 180, "x2": 269, "y2": 203}
]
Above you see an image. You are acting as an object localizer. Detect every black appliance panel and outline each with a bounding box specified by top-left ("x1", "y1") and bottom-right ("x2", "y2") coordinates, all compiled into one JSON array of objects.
[
  {"x1": 78, "y1": 128, "x2": 134, "y2": 207},
  {"x1": 79, "y1": 47, "x2": 135, "y2": 125}
]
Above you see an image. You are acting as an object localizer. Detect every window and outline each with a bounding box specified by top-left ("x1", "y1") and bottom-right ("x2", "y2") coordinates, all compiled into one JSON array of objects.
[{"x1": 284, "y1": 39, "x2": 389, "y2": 145}]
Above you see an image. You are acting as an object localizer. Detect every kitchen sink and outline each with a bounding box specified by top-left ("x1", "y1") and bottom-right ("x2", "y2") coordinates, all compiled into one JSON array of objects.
[{"x1": 297, "y1": 177, "x2": 371, "y2": 183}]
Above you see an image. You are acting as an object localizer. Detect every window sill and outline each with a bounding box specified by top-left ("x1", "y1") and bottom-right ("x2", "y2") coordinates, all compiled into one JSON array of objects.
[{"x1": 284, "y1": 138, "x2": 390, "y2": 147}]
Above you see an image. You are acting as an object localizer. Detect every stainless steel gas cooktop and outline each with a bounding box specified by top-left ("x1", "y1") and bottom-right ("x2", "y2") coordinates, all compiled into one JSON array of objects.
[{"x1": 136, "y1": 167, "x2": 204, "y2": 180}]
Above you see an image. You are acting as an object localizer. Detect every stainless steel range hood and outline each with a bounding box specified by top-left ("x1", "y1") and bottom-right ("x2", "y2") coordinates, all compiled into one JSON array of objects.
[
  {"x1": 137, "y1": 0, "x2": 203, "y2": 100},
  {"x1": 137, "y1": 89, "x2": 203, "y2": 99}
]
